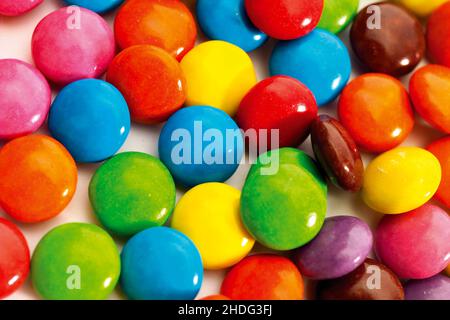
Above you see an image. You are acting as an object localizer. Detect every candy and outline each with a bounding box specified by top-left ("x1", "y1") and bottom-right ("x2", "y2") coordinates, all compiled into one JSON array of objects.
[
  {"x1": 405, "y1": 275, "x2": 450, "y2": 300},
  {"x1": 0, "y1": 218, "x2": 30, "y2": 299},
  {"x1": 221, "y1": 255, "x2": 304, "y2": 300},
  {"x1": 48, "y1": 79, "x2": 130, "y2": 163},
  {"x1": 63, "y1": 0, "x2": 124, "y2": 13},
  {"x1": 270, "y1": 29, "x2": 351, "y2": 106},
  {"x1": 350, "y1": 3, "x2": 425, "y2": 77},
  {"x1": 200, "y1": 295, "x2": 230, "y2": 300},
  {"x1": 32, "y1": 7, "x2": 115, "y2": 85},
  {"x1": 89, "y1": 152, "x2": 176, "y2": 237},
  {"x1": 427, "y1": 137, "x2": 450, "y2": 208},
  {"x1": 180, "y1": 40, "x2": 257, "y2": 116},
  {"x1": 241, "y1": 148, "x2": 327, "y2": 250},
  {"x1": 394, "y1": 0, "x2": 448, "y2": 16},
  {"x1": 114, "y1": 0, "x2": 196, "y2": 61},
  {"x1": 317, "y1": 0, "x2": 359, "y2": 34},
  {"x1": 0, "y1": 59, "x2": 51, "y2": 140},
  {"x1": 159, "y1": 106, "x2": 243, "y2": 187},
  {"x1": 316, "y1": 258, "x2": 404, "y2": 300},
  {"x1": 106, "y1": 45, "x2": 186, "y2": 124},
  {"x1": 427, "y1": 2, "x2": 450, "y2": 68},
  {"x1": 171, "y1": 183, "x2": 254, "y2": 270},
  {"x1": 375, "y1": 204, "x2": 450, "y2": 279},
  {"x1": 236, "y1": 76, "x2": 317, "y2": 150},
  {"x1": 196, "y1": 0, "x2": 267, "y2": 52},
  {"x1": 121, "y1": 227, "x2": 203, "y2": 300},
  {"x1": 0, "y1": 0, "x2": 42, "y2": 16},
  {"x1": 446, "y1": 265, "x2": 450, "y2": 277},
  {"x1": 244, "y1": 0, "x2": 323, "y2": 40},
  {"x1": 410, "y1": 65, "x2": 450, "y2": 133},
  {"x1": 338, "y1": 74, "x2": 414, "y2": 153},
  {"x1": 31, "y1": 223, "x2": 120, "y2": 300},
  {"x1": 310, "y1": 115, "x2": 364, "y2": 192},
  {"x1": 0, "y1": 135, "x2": 77, "y2": 223},
  {"x1": 294, "y1": 216, "x2": 373, "y2": 280}
]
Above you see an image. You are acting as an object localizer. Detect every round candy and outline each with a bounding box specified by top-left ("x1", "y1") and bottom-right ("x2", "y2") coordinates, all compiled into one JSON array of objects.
[
  {"x1": 294, "y1": 216, "x2": 373, "y2": 280},
  {"x1": 244, "y1": 0, "x2": 324, "y2": 40},
  {"x1": 241, "y1": 148, "x2": 327, "y2": 250},
  {"x1": 31, "y1": 223, "x2": 120, "y2": 300},
  {"x1": 121, "y1": 227, "x2": 203, "y2": 300},
  {"x1": 350, "y1": 3, "x2": 425, "y2": 77},
  {"x1": 221, "y1": 255, "x2": 304, "y2": 300},
  {"x1": 0, "y1": 218, "x2": 30, "y2": 299},
  {"x1": 180, "y1": 40, "x2": 257, "y2": 116},
  {"x1": 32, "y1": 7, "x2": 115, "y2": 85},
  {"x1": 159, "y1": 106, "x2": 243, "y2": 187},
  {"x1": 317, "y1": 0, "x2": 359, "y2": 34},
  {"x1": 311, "y1": 115, "x2": 364, "y2": 192},
  {"x1": 375, "y1": 204, "x2": 450, "y2": 279},
  {"x1": 394, "y1": 0, "x2": 448, "y2": 16},
  {"x1": 114, "y1": 0, "x2": 196, "y2": 61},
  {"x1": 410, "y1": 65, "x2": 450, "y2": 133},
  {"x1": 196, "y1": 0, "x2": 267, "y2": 52},
  {"x1": 200, "y1": 295, "x2": 230, "y2": 300},
  {"x1": 106, "y1": 45, "x2": 186, "y2": 124},
  {"x1": 445, "y1": 265, "x2": 450, "y2": 277},
  {"x1": 64, "y1": 0, "x2": 124, "y2": 13},
  {"x1": 338, "y1": 74, "x2": 414, "y2": 153},
  {"x1": 427, "y1": 2, "x2": 450, "y2": 68},
  {"x1": 0, "y1": 59, "x2": 51, "y2": 140},
  {"x1": 0, "y1": 0, "x2": 42, "y2": 16},
  {"x1": 236, "y1": 76, "x2": 318, "y2": 149},
  {"x1": 0, "y1": 135, "x2": 77, "y2": 223},
  {"x1": 405, "y1": 275, "x2": 450, "y2": 300},
  {"x1": 89, "y1": 152, "x2": 176, "y2": 237},
  {"x1": 270, "y1": 29, "x2": 351, "y2": 106},
  {"x1": 49, "y1": 79, "x2": 130, "y2": 163},
  {"x1": 427, "y1": 136, "x2": 450, "y2": 208},
  {"x1": 316, "y1": 258, "x2": 404, "y2": 300},
  {"x1": 362, "y1": 147, "x2": 441, "y2": 214},
  {"x1": 171, "y1": 183, "x2": 254, "y2": 270}
]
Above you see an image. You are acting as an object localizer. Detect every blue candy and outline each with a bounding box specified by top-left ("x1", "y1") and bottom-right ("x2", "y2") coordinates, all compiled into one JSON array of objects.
[
  {"x1": 196, "y1": 0, "x2": 267, "y2": 52},
  {"x1": 63, "y1": 0, "x2": 124, "y2": 13},
  {"x1": 270, "y1": 29, "x2": 352, "y2": 106},
  {"x1": 158, "y1": 106, "x2": 244, "y2": 187},
  {"x1": 121, "y1": 227, "x2": 203, "y2": 300},
  {"x1": 48, "y1": 79, "x2": 130, "y2": 163}
]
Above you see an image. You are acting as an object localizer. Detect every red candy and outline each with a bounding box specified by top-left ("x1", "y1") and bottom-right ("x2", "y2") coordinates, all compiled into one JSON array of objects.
[
  {"x1": 244, "y1": 0, "x2": 323, "y2": 40},
  {"x1": 427, "y1": 136, "x2": 450, "y2": 208},
  {"x1": 0, "y1": 218, "x2": 30, "y2": 299},
  {"x1": 221, "y1": 255, "x2": 304, "y2": 300},
  {"x1": 236, "y1": 76, "x2": 318, "y2": 150},
  {"x1": 427, "y1": 2, "x2": 450, "y2": 68}
]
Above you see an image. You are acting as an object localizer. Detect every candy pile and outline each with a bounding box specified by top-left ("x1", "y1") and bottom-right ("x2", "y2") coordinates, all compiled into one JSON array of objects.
[{"x1": 0, "y1": 0, "x2": 450, "y2": 301}]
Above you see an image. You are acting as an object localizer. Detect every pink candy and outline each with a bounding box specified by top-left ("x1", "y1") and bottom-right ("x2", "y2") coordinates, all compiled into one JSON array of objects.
[
  {"x1": 0, "y1": 0, "x2": 42, "y2": 16},
  {"x1": 0, "y1": 59, "x2": 51, "y2": 140},
  {"x1": 32, "y1": 7, "x2": 115, "y2": 85}
]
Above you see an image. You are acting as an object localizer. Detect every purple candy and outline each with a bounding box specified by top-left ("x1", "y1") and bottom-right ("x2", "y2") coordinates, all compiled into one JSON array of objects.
[
  {"x1": 294, "y1": 215, "x2": 373, "y2": 280},
  {"x1": 405, "y1": 274, "x2": 450, "y2": 300}
]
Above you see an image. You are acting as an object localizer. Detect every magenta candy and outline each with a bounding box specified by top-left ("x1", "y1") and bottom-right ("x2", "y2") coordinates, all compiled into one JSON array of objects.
[
  {"x1": 0, "y1": 0, "x2": 43, "y2": 16},
  {"x1": 405, "y1": 275, "x2": 450, "y2": 300},
  {"x1": 375, "y1": 204, "x2": 450, "y2": 279},
  {"x1": 0, "y1": 59, "x2": 51, "y2": 140},
  {"x1": 32, "y1": 7, "x2": 115, "y2": 85}
]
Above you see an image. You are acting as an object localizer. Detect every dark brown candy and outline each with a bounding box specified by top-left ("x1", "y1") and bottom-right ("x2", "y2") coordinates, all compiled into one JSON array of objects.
[
  {"x1": 310, "y1": 115, "x2": 364, "y2": 192},
  {"x1": 350, "y1": 2, "x2": 425, "y2": 77},
  {"x1": 316, "y1": 258, "x2": 405, "y2": 300}
]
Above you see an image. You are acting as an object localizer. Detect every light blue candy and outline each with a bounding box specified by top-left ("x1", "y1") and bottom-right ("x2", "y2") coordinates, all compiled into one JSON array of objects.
[
  {"x1": 158, "y1": 106, "x2": 244, "y2": 187},
  {"x1": 121, "y1": 227, "x2": 203, "y2": 300},
  {"x1": 63, "y1": 0, "x2": 124, "y2": 13},
  {"x1": 270, "y1": 29, "x2": 351, "y2": 106},
  {"x1": 196, "y1": 0, "x2": 267, "y2": 52},
  {"x1": 48, "y1": 79, "x2": 130, "y2": 163}
]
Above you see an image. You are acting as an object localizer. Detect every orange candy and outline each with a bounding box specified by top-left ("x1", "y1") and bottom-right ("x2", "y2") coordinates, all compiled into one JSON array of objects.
[
  {"x1": 200, "y1": 295, "x2": 230, "y2": 300},
  {"x1": 114, "y1": 0, "x2": 197, "y2": 61},
  {"x1": 338, "y1": 74, "x2": 414, "y2": 153},
  {"x1": 0, "y1": 135, "x2": 77, "y2": 223},
  {"x1": 106, "y1": 45, "x2": 186, "y2": 124},
  {"x1": 427, "y1": 136, "x2": 450, "y2": 208}
]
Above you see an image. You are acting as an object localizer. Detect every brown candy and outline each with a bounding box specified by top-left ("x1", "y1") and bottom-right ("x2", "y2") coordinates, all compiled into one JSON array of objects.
[{"x1": 350, "y1": 2, "x2": 425, "y2": 77}]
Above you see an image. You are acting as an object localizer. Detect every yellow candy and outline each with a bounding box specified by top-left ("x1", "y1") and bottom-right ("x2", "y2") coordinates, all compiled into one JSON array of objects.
[
  {"x1": 171, "y1": 182, "x2": 255, "y2": 270},
  {"x1": 362, "y1": 147, "x2": 441, "y2": 214},
  {"x1": 393, "y1": 0, "x2": 448, "y2": 16},
  {"x1": 180, "y1": 40, "x2": 257, "y2": 116}
]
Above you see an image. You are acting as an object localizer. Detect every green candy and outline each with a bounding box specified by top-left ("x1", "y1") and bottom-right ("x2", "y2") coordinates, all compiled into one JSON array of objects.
[
  {"x1": 31, "y1": 223, "x2": 120, "y2": 300},
  {"x1": 89, "y1": 152, "x2": 176, "y2": 237},
  {"x1": 318, "y1": 0, "x2": 360, "y2": 34},
  {"x1": 241, "y1": 148, "x2": 327, "y2": 251}
]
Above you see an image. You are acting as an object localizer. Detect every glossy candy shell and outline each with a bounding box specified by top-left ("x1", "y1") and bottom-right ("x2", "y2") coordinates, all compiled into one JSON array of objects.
[
  {"x1": 427, "y1": 2, "x2": 450, "y2": 68},
  {"x1": 317, "y1": 0, "x2": 359, "y2": 34},
  {"x1": 64, "y1": 0, "x2": 124, "y2": 14},
  {"x1": 427, "y1": 136, "x2": 450, "y2": 208},
  {"x1": 0, "y1": 0, "x2": 42, "y2": 16},
  {"x1": 405, "y1": 275, "x2": 450, "y2": 300}
]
